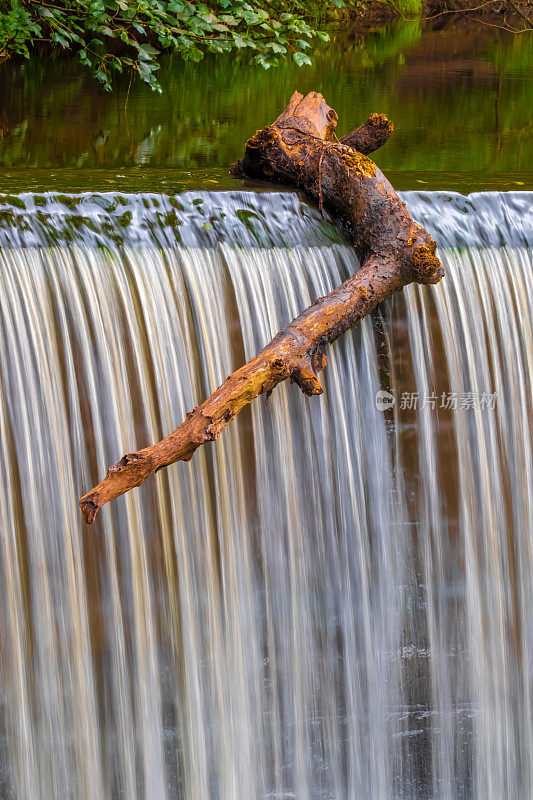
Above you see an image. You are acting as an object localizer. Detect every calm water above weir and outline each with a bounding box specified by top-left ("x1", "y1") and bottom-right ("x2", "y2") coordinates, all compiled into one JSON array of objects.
[
  {"x1": 0, "y1": 189, "x2": 532, "y2": 800},
  {"x1": 0, "y1": 20, "x2": 531, "y2": 194}
]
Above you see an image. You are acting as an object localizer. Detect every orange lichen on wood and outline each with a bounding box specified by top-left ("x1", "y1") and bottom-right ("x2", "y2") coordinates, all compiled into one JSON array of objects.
[
  {"x1": 79, "y1": 91, "x2": 443, "y2": 524},
  {"x1": 340, "y1": 112, "x2": 394, "y2": 154}
]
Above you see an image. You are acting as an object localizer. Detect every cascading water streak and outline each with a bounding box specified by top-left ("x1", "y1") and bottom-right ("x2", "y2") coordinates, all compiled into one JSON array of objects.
[{"x1": 0, "y1": 189, "x2": 531, "y2": 800}]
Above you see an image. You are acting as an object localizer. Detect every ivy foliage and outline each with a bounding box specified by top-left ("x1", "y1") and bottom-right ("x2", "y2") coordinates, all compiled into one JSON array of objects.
[{"x1": 0, "y1": 0, "x2": 342, "y2": 91}]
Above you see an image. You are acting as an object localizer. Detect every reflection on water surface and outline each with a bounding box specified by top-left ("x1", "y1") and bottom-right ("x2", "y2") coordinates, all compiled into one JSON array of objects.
[{"x1": 0, "y1": 20, "x2": 531, "y2": 193}]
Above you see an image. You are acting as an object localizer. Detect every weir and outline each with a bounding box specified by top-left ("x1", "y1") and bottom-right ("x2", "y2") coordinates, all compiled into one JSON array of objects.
[{"x1": 0, "y1": 189, "x2": 531, "y2": 800}]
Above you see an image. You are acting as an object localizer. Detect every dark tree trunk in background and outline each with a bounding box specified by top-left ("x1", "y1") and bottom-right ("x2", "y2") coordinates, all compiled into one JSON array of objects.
[{"x1": 79, "y1": 91, "x2": 443, "y2": 524}]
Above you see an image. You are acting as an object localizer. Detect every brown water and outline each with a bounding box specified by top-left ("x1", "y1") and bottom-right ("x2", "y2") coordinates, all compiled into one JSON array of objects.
[
  {"x1": 0, "y1": 189, "x2": 532, "y2": 800},
  {"x1": 0, "y1": 19, "x2": 531, "y2": 194}
]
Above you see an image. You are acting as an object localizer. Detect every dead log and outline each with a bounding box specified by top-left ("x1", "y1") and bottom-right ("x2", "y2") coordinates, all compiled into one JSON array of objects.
[{"x1": 79, "y1": 91, "x2": 443, "y2": 524}]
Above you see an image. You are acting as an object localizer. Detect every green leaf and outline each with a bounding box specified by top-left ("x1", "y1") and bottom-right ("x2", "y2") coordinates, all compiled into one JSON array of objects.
[
  {"x1": 293, "y1": 51, "x2": 311, "y2": 66},
  {"x1": 266, "y1": 41, "x2": 286, "y2": 53},
  {"x1": 138, "y1": 44, "x2": 160, "y2": 58},
  {"x1": 51, "y1": 32, "x2": 70, "y2": 47}
]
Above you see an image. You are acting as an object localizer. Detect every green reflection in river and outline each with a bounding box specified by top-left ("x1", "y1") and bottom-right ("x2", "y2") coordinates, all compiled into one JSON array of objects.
[{"x1": 0, "y1": 20, "x2": 531, "y2": 192}]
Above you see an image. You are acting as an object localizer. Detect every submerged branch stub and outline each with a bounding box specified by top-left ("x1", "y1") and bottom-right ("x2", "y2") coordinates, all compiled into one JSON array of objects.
[{"x1": 79, "y1": 90, "x2": 443, "y2": 524}]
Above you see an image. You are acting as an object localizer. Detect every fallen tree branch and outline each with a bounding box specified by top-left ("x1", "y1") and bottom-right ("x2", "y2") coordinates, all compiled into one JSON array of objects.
[{"x1": 79, "y1": 91, "x2": 443, "y2": 524}]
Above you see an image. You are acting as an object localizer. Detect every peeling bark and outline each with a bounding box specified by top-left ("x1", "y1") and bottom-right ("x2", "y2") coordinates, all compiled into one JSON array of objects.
[{"x1": 79, "y1": 91, "x2": 443, "y2": 524}]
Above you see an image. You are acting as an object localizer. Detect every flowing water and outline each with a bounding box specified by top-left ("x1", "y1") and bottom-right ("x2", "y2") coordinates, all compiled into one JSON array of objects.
[{"x1": 0, "y1": 189, "x2": 531, "y2": 800}]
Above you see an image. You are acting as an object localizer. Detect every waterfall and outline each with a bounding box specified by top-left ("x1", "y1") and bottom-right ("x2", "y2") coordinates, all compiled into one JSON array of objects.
[{"x1": 0, "y1": 189, "x2": 531, "y2": 800}]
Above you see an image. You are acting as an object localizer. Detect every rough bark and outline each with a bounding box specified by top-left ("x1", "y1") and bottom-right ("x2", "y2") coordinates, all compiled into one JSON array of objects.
[
  {"x1": 340, "y1": 112, "x2": 394, "y2": 154},
  {"x1": 79, "y1": 91, "x2": 443, "y2": 524}
]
